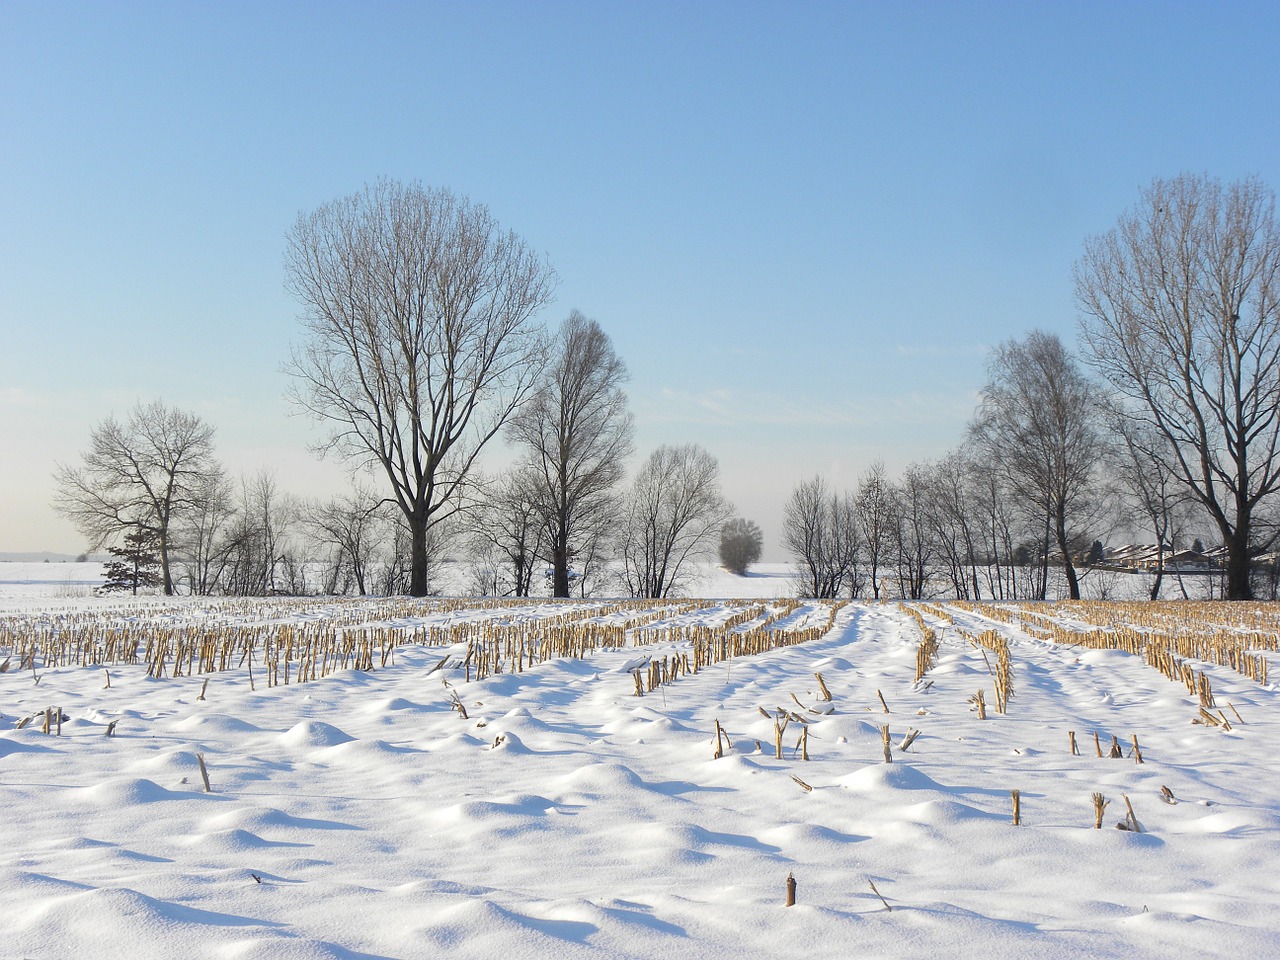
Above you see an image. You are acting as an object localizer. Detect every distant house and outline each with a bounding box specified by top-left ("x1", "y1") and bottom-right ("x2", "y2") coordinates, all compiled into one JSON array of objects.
[
  {"x1": 1165, "y1": 549, "x2": 1208, "y2": 570},
  {"x1": 1101, "y1": 544, "x2": 1214, "y2": 572}
]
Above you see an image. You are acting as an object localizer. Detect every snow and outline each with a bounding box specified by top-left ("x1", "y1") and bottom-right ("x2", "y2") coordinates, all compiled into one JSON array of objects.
[{"x1": 2, "y1": 593, "x2": 1277, "y2": 958}]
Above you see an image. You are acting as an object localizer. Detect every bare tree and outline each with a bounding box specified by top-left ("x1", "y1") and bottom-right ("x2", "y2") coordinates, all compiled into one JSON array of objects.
[
  {"x1": 1104, "y1": 410, "x2": 1193, "y2": 600},
  {"x1": 285, "y1": 179, "x2": 556, "y2": 596},
  {"x1": 970, "y1": 331, "x2": 1103, "y2": 600},
  {"x1": 967, "y1": 457, "x2": 1033, "y2": 599},
  {"x1": 620, "y1": 444, "x2": 732, "y2": 598},
  {"x1": 856, "y1": 461, "x2": 893, "y2": 599},
  {"x1": 509, "y1": 310, "x2": 633, "y2": 596},
  {"x1": 301, "y1": 483, "x2": 385, "y2": 595},
  {"x1": 890, "y1": 464, "x2": 933, "y2": 599},
  {"x1": 219, "y1": 471, "x2": 299, "y2": 596},
  {"x1": 53, "y1": 400, "x2": 221, "y2": 595},
  {"x1": 466, "y1": 466, "x2": 546, "y2": 597},
  {"x1": 921, "y1": 453, "x2": 983, "y2": 600},
  {"x1": 781, "y1": 476, "x2": 860, "y2": 598},
  {"x1": 175, "y1": 472, "x2": 236, "y2": 595},
  {"x1": 1076, "y1": 173, "x2": 1280, "y2": 599}
]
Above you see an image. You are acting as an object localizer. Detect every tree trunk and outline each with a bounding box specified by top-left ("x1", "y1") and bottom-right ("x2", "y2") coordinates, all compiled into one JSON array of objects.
[
  {"x1": 409, "y1": 516, "x2": 430, "y2": 597},
  {"x1": 1225, "y1": 525, "x2": 1254, "y2": 600},
  {"x1": 552, "y1": 544, "x2": 570, "y2": 598},
  {"x1": 158, "y1": 530, "x2": 175, "y2": 596},
  {"x1": 513, "y1": 553, "x2": 528, "y2": 598},
  {"x1": 1054, "y1": 506, "x2": 1080, "y2": 600}
]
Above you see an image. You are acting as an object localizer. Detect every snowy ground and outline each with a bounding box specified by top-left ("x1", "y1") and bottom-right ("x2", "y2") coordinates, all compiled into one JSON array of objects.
[{"x1": 1, "y1": 595, "x2": 1276, "y2": 959}]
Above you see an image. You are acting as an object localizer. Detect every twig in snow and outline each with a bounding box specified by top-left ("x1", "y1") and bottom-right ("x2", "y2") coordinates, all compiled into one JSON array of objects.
[
  {"x1": 196, "y1": 753, "x2": 213, "y2": 793},
  {"x1": 450, "y1": 691, "x2": 469, "y2": 720},
  {"x1": 814, "y1": 672, "x2": 832, "y2": 701},
  {"x1": 1119, "y1": 794, "x2": 1141, "y2": 832}
]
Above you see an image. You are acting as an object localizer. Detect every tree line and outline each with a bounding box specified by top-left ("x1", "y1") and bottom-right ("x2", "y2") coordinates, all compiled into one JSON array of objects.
[{"x1": 53, "y1": 173, "x2": 1280, "y2": 600}]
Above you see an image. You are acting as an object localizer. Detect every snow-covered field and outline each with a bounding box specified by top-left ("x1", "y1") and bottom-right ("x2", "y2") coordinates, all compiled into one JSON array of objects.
[{"x1": 2, "y1": 594, "x2": 1276, "y2": 959}]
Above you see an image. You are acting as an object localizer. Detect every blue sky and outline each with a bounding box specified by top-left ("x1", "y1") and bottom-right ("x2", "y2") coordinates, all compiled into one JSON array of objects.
[{"x1": 4, "y1": 1, "x2": 1280, "y2": 557}]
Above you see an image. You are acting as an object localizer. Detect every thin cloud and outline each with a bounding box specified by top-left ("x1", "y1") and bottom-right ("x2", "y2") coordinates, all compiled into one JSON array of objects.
[{"x1": 0, "y1": 387, "x2": 38, "y2": 409}]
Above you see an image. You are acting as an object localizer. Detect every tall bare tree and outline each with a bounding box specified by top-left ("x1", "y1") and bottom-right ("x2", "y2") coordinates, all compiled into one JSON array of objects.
[
  {"x1": 285, "y1": 179, "x2": 556, "y2": 596},
  {"x1": 856, "y1": 461, "x2": 893, "y2": 599},
  {"x1": 890, "y1": 464, "x2": 933, "y2": 600},
  {"x1": 1076, "y1": 173, "x2": 1280, "y2": 599},
  {"x1": 620, "y1": 444, "x2": 732, "y2": 598},
  {"x1": 921, "y1": 453, "x2": 983, "y2": 600},
  {"x1": 781, "y1": 475, "x2": 860, "y2": 598},
  {"x1": 53, "y1": 400, "x2": 221, "y2": 595},
  {"x1": 509, "y1": 310, "x2": 633, "y2": 596},
  {"x1": 970, "y1": 331, "x2": 1102, "y2": 600}
]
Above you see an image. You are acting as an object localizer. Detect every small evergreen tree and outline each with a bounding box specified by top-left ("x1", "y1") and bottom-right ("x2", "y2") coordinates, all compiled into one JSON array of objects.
[
  {"x1": 102, "y1": 528, "x2": 164, "y2": 594},
  {"x1": 719, "y1": 518, "x2": 764, "y2": 576}
]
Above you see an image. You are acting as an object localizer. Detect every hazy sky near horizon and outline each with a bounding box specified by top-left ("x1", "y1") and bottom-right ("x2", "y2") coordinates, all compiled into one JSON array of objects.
[{"x1": 4, "y1": 1, "x2": 1280, "y2": 558}]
